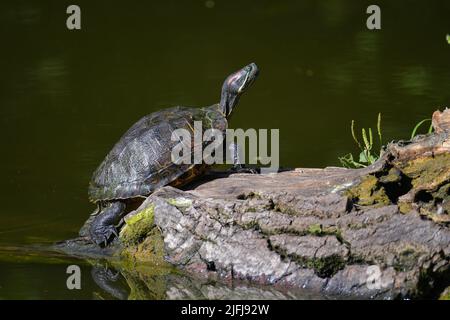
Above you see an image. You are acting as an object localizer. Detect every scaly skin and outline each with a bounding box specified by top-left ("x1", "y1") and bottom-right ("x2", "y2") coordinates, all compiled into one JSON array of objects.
[{"x1": 89, "y1": 201, "x2": 126, "y2": 247}]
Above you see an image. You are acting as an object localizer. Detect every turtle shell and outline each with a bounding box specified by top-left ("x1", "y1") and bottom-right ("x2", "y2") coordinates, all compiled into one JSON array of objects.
[{"x1": 88, "y1": 104, "x2": 227, "y2": 202}]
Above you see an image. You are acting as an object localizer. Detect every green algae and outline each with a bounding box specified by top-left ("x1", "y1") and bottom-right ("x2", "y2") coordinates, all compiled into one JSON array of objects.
[
  {"x1": 308, "y1": 255, "x2": 347, "y2": 278},
  {"x1": 398, "y1": 201, "x2": 413, "y2": 214},
  {"x1": 119, "y1": 227, "x2": 171, "y2": 271},
  {"x1": 396, "y1": 153, "x2": 450, "y2": 190},
  {"x1": 345, "y1": 175, "x2": 390, "y2": 207},
  {"x1": 273, "y1": 243, "x2": 346, "y2": 278},
  {"x1": 123, "y1": 270, "x2": 168, "y2": 300},
  {"x1": 393, "y1": 246, "x2": 422, "y2": 272},
  {"x1": 166, "y1": 197, "x2": 192, "y2": 208},
  {"x1": 120, "y1": 205, "x2": 155, "y2": 246},
  {"x1": 118, "y1": 204, "x2": 173, "y2": 269},
  {"x1": 307, "y1": 224, "x2": 322, "y2": 235},
  {"x1": 379, "y1": 167, "x2": 402, "y2": 184},
  {"x1": 439, "y1": 287, "x2": 450, "y2": 300}
]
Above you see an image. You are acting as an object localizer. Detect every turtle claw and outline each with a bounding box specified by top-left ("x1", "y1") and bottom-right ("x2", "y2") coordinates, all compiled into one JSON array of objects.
[
  {"x1": 230, "y1": 165, "x2": 260, "y2": 174},
  {"x1": 111, "y1": 228, "x2": 119, "y2": 238},
  {"x1": 89, "y1": 201, "x2": 125, "y2": 247},
  {"x1": 90, "y1": 225, "x2": 120, "y2": 247}
]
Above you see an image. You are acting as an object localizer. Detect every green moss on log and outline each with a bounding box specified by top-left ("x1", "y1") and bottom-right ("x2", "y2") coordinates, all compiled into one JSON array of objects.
[
  {"x1": 118, "y1": 204, "x2": 172, "y2": 268},
  {"x1": 396, "y1": 153, "x2": 450, "y2": 190},
  {"x1": 398, "y1": 201, "x2": 413, "y2": 214},
  {"x1": 439, "y1": 287, "x2": 450, "y2": 300},
  {"x1": 120, "y1": 205, "x2": 155, "y2": 246},
  {"x1": 345, "y1": 175, "x2": 390, "y2": 207},
  {"x1": 166, "y1": 197, "x2": 192, "y2": 208},
  {"x1": 120, "y1": 227, "x2": 169, "y2": 269}
]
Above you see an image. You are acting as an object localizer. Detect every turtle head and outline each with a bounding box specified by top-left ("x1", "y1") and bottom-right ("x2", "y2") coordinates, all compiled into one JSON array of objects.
[{"x1": 220, "y1": 63, "x2": 259, "y2": 117}]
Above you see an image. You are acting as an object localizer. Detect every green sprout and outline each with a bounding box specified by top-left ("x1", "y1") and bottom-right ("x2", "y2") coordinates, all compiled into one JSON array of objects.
[
  {"x1": 339, "y1": 113, "x2": 383, "y2": 168},
  {"x1": 447, "y1": 34, "x2": 450, "y2": 44},
  {"x1": 410, "y1": 118, "x2": 434, "y2": 139},
  {"x1": 340, "y1": 114, "x2": 436, "y2": 168}
]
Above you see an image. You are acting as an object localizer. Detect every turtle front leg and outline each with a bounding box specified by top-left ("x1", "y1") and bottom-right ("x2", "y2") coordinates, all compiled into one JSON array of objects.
[
  {"x1": 89, "y1": 201, "x2": 126, "y2": 247},
  {"x1": 228, "y1": 143, "x2": 260, "y2": 174}
]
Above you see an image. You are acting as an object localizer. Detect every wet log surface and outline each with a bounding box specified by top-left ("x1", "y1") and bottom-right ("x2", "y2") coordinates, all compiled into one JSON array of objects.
[{"x1": 57, "y1": 109, "x2": 450, "y2": 299}]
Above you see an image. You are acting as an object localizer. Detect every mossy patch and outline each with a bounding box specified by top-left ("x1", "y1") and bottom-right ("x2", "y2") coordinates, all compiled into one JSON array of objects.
[
  {"x1": 379, "y1": 167, "x2": 402, "y2": 184},
  {"x1": 118, "y1": 205, "x2": 174, "y2": 270},
  {"x1": 397, "y1": 153, "x2": 450, "y2": 190},
  {"x1": 439, "y1": 286, "x2": 450, "y2": 300},
  {"x1": 308, "y1": 255, "x2": 347, "y2": 278},
  {"x1": 122, "y1": 270, "x2": 168, "y2": 300},
  {"x1": 307, "y1": 224, "x2": 322, "y2": 235},
  {"x1": 398, "y1": 201, "x2": 413, "y2": 214},
  {"x1": 434, "y1": 183, "x2": 450, "y2": 200},
  {"x1": 120, "y1": 205, "x2": 155, "y2": 246},
  {"x1": 270, "y1": 243, "x2": 346, "y2": 278},
  {"x1": 288, "y1": 252, "x2": 346, "y2": 278},
  {"x1": 166, "y1": 197, "x2": 192, "y2": 208},
  {"x1": 345, "y1": 175, "x2": 390, "y2": 207},
  {"x1": 428, "y1": 213, "x2": 450, "y2": 224},
  {"x1": 393, "y1": 247, "x2": 422, "y2": 272},
  {"x1": 305, "y1": 224, "x2": 341, "y2": 238},
  {"x1": 120, "y1": 226, "x2": 170, "y2": 270},
  {"x1": 391, "y1": 155, "x2": 450, "y2": 216}
]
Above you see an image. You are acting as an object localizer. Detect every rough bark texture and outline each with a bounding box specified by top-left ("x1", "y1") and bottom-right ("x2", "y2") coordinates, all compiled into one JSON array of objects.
[{"x1": 59, "y1": 109, "x2": 450, "y2": 299}]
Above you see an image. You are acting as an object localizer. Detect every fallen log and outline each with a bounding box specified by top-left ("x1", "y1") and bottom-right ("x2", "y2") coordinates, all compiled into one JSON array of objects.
[{"x1": 58, "y1": 109, "x2": 450, "y2": 299}]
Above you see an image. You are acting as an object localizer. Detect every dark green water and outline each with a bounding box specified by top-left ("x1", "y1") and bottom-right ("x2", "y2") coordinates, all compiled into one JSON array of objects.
[{"x1": 0, "y1": 0, "x2": 449, "y2": 299}]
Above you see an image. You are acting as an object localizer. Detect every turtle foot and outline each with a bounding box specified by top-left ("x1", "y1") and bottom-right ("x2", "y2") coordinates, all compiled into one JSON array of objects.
[
  {"x1": 90, "y1": 225, "x2": 119, "y2": 247},
  {"x1": 230, "y1": 165, "x2": 260, "y2": 174},
  {"x1": 89, "y1": 201, "x2": 126, "y2": 247}
]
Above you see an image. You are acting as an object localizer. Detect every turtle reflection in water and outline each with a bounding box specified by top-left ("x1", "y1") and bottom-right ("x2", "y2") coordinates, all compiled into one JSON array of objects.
[{"x1": 87, "y1": 63, "x2": 259, "y2": 246}]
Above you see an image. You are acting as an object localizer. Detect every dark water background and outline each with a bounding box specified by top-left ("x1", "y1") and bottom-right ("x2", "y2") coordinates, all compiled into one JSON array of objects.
[{"x1": 0, "y1": 0, "x2": 449, "y2": 299}]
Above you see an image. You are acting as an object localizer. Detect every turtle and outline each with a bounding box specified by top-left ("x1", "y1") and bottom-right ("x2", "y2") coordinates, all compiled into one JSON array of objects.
[{"x1": 87, "y1": 63, "x2": 259, "y2": 246}]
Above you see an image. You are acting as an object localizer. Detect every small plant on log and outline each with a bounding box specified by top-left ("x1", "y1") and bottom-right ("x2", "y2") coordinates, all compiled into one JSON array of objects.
[
  {"x1": 339, "y1": 113, "x2": 383, "y2": 168},
  {"x1": 410, "y1": 118, "x2": 434, "y2": 139}
]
